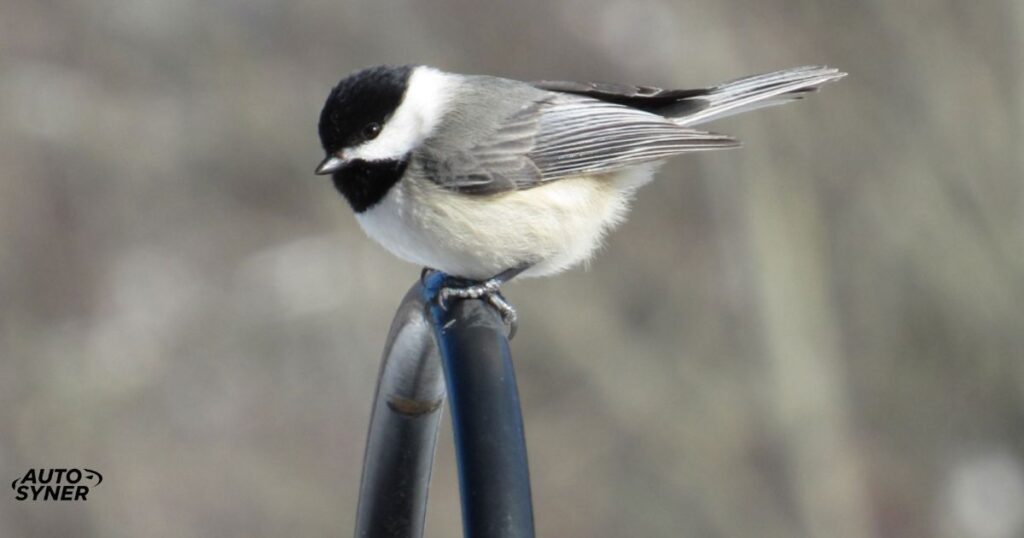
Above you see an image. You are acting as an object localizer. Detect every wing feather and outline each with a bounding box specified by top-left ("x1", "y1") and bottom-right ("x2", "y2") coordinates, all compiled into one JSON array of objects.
[{"x1": 419, "y1": 95, "x2": 736, "y2": 194}]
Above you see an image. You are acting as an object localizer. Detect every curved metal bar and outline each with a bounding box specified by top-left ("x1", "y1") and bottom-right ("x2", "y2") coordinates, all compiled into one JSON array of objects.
[
  {"x1": 355, "y1": 283, "x2": 446, "y2": 538},
  {"x1": 422, "y1": 272, "x2": 536, "y2": 538}
]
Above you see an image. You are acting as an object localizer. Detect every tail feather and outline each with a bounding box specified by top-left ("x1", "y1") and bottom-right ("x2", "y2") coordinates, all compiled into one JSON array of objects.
[{"x1": 672, "y1": 66, "x2": 846, "y2": 127}]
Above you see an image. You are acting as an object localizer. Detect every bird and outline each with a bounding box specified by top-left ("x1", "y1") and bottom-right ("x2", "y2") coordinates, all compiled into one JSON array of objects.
[{"x1": 315, "y1": 64, "x2": 844, "y2": 320}]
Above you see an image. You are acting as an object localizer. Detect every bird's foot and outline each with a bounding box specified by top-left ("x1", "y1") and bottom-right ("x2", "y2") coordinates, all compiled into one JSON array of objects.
[
  {"x1": 422, "y1": 267, "x2": 528, "y2": 338},
  {"x1": 438, "y1": 279, "x2": 517, "y2": 328}
]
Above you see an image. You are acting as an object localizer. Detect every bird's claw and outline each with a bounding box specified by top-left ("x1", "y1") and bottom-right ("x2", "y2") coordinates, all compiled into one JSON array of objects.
[
  {"x1": 484, "y1": 292, "x2": 518, "y2": 332},
  {"x1": 428, "y1": 272, "x2": 518, "y2": 338}
]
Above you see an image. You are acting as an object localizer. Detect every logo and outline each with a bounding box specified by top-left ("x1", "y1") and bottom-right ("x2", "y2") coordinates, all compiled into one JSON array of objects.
[{"x1": 11, "y1": 468, "x2": 102, "y2": 501}]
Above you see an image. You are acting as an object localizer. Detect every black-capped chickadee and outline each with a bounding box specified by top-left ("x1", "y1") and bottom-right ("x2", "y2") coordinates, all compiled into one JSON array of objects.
[{"x1": 315, "y1": 65, "x2": 843, "y2": 317}]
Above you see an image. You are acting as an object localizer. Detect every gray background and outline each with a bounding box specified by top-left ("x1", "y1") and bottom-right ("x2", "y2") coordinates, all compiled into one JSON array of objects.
[{"x1": 2, "y1": 1, "x2": 1022, "y2": 537}]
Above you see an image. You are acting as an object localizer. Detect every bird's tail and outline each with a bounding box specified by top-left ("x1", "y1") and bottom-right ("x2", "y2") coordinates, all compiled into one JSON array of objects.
[{"x1": 672, "y1": 66, "x2": 846, "y2": 127}]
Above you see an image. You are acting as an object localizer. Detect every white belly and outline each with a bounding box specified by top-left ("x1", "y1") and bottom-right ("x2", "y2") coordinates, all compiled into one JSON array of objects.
[{"x1": 355, "y1": 165, "x2": 657, "y2": 280}]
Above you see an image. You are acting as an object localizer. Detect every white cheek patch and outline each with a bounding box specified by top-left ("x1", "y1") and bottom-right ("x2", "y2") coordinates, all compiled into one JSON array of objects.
[{"x1": 346, "y1": 66, "x2": 455, "y2": 162}]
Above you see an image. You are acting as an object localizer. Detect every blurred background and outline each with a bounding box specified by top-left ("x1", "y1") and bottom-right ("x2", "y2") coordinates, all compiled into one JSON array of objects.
[{"x1": 2, "y1": 1, "x2": 1022, "y2": 536}]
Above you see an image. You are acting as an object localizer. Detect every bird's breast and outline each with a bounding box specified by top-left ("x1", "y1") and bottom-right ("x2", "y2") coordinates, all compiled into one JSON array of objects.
[{"x1": 355, "y1": 168, "x2": 653, "y2": 279}]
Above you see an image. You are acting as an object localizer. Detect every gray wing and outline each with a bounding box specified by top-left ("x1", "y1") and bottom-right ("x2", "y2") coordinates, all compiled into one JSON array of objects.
[
  {"x1": 417, "y1": 92, "x2": 737, "y2": 195},
  {"x1": 531, "y1": 98, "x2": 738, "y2": 181}
]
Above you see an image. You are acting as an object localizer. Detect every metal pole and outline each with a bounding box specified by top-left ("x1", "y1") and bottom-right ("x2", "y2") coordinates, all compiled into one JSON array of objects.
[
  {"x1": 422, "y1": 272, "x2": 536, "y2": 538},
  {"x1": 354, "y1": 283, "x2": 445, "y2": 538},
  {"x1": 355, "y1": 275, "x2": 535, "y2": 538}
]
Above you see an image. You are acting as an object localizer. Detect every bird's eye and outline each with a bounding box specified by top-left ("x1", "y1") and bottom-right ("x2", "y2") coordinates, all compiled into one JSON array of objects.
[{"x1": 363, "y1": 122, "x2": 382, "y2": 140}]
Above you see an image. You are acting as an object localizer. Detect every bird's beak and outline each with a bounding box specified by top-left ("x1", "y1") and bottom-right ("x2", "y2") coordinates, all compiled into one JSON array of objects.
[{"x1": 315, "y1": 154, "x2": 345, "y2": 175}]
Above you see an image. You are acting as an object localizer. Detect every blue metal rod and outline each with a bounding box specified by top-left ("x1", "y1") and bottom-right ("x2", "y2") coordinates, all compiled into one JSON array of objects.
[{"x1": 422, "y1": 272, "x2": 535, "y2": 538}]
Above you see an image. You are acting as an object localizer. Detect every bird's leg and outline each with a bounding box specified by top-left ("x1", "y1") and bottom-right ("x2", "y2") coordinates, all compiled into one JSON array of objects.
[{"x1": 426, "y1": 264, "x2": 532, "y2": 337}]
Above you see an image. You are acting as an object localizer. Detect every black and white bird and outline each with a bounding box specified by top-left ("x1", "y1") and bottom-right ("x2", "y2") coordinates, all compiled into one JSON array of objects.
[{"x1": 316, "y1": 65, "x2": 843, "y2": 317}]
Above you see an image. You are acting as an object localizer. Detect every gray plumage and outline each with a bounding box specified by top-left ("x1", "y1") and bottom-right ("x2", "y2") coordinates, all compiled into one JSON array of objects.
[{"x1": 416, "y1": 66, "x2": 844, "y2": 194}]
